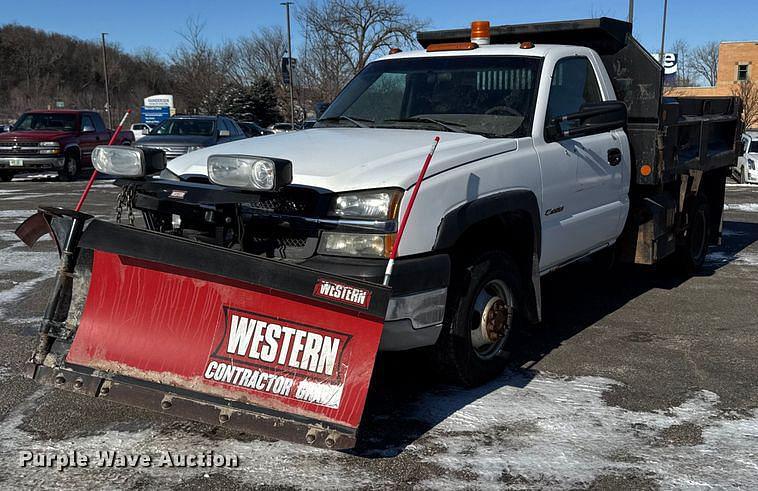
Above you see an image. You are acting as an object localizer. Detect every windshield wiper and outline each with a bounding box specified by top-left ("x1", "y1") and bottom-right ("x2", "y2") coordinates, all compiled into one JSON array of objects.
[
  {"x1": 317, "y1": 115, "x2": 374, "y2": 128},
  {"x1": 382, "y1": 116, "x2": 469, "y2": 133}
]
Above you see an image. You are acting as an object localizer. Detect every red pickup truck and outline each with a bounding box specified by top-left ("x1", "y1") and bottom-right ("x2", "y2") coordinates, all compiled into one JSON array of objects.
[{"x1": 0, "y1": 110, "x2": 134, "y2": 182}]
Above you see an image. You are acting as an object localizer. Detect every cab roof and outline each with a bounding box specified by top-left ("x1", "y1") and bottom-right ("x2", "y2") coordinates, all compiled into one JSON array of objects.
[{"x1": 417, "y1": 17, "x2": 632, "y2": 55}]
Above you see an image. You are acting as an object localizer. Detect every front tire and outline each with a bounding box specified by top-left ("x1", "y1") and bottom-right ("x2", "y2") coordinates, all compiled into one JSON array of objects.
[
  {"x1": 435, "y1": 251, "x2": 523, "y2": 387},
  {"x1": 58, "y1": 154, "x2": 79, "y2": 182}
]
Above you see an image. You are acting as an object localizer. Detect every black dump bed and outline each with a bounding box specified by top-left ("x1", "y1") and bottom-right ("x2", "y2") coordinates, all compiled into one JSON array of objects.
[{"x1": 417, "y1": 18, "x2": 742, "y2": 186}]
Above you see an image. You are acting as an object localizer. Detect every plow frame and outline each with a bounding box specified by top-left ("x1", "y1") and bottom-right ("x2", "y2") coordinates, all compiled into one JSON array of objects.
[{"x1": 18, "y1": 207, "x2": 392, "y2": 450}]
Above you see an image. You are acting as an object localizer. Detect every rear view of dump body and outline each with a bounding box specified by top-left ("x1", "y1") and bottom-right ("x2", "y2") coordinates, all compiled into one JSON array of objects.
[{"x1": 17, "y1": 208, "x2": 391, "y2": 449}]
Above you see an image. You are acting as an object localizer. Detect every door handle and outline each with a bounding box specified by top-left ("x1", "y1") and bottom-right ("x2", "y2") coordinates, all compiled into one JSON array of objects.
[{"x1": 607, "y1": 148, "x2": 622, "y2": 166}]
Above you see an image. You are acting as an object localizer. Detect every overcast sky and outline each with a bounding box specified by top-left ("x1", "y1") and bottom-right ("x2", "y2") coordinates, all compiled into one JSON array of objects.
[{"x1": 3, "y1": 0, "x2": 755, "y2": 57}]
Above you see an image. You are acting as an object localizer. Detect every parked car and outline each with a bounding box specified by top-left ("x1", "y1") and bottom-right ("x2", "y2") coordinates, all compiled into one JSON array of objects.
[
  {"x1": 238, "y1": 121, "x2": 274, "y2": 138},
  {"x1": 734, "y1": 132, "x2": 758, "y2": 184},
  {"x1": 130, "y1": 123, "x2": 153, "y2": 141},
  {"x1": 136, "y1": 115, "x2": 245, "y2": 161},
  {"x1": 0, "y1": 124, "x2": 12, "y2": 133},
  {"x1": 268, "y1": 122, "x2": 298, "y2": 133},
  {"x1": 300, "y1": 119, "x2": 317, "y2": 130},
  {"x1": 0, "y1": 110, "x2": 134, "y2": 181}
]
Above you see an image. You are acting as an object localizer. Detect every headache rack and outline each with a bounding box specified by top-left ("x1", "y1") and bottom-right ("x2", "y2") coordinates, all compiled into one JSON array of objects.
[{"x1": 418, "y1": 17, "x2": 742, "y2": 187}]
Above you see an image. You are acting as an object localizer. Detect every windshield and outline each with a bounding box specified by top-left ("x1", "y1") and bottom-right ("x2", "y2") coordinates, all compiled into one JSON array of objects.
[
  {"x1": 150, "y1": 118, "x2": 215, "y2": 136},
  {"x1": 14, "y1": 113, "x2": 77, "y2": 131},
  {"x1": 318, "y1": 56, "x2": 542, "y2": 138}
]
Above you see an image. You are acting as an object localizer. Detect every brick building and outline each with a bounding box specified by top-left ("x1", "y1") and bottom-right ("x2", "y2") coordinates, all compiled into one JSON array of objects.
[
  {"x1": 665, "y1": 41, "x2": 757, "y2": 97},
  {"x1": 665, "y1": 41, "x2": 758, "y2": 129}
]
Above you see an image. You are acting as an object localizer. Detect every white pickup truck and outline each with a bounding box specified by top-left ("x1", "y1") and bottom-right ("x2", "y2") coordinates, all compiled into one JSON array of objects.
[
  {"x1": 84, "y1": 17, "x2": 740, "y2": 386},
  {"x1": 20, "y1": 17, "x2": 742, "y2": 449}
]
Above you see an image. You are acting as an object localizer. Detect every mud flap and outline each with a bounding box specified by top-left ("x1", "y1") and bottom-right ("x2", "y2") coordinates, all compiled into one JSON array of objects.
[{"x1": 20, "y1": 212, "x2": 391, "y2": 449}]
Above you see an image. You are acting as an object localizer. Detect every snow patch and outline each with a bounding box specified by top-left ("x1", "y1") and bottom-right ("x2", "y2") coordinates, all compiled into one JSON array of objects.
[
  {"x1": 724, "y1": 203, "x2": 758, "y2": 212},
  {"x1": 413, "y1": 372, "x2": 758, "y2": 489},
  {"x1": 706, "y1": 251, "x2": 758, "y2": 266},
  {"x1": 0, "y1": 209, "x2": 36, "y2": 219}
]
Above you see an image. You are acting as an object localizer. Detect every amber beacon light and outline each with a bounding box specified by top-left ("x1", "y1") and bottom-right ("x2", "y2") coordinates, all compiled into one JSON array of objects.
[{"x1": 470, "y1": 20, "x2": 491, "y2": 45}]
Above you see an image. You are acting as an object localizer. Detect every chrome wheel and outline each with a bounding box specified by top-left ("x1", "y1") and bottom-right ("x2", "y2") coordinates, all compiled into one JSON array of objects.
[{"x1": 469, "y1": 279, "x2": 513, "y2": 360}]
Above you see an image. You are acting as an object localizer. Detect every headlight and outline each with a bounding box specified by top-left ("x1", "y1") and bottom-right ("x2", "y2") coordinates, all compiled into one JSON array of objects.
[
  {"x1": 92, "y1": 146, "x2": 145, "y2": 177},
  {"x1": 328, "y1": 189, "x2": 402, "y2": 219},
  {"x1": 186, "y1": 145, "x2": 204, "y2": 153},
  {"x1": 207, "y1": 155, "x2": 291, "y2": 191},
  {"x1": 318, "y1": 232, "x2": 394, "y2": 258},
  {"x1": 39, "y1": 141, "x2": 60, "y2": 154}
]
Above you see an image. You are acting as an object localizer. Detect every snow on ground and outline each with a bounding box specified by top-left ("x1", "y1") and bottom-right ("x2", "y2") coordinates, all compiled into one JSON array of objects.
[
  {"x1": 415, "y1": 374, "x2": 758, "y2": 489},
  {"x1": 0, "y1": 372, "x2": 755, "y2": 489},
  {"x1": 724, "y1": 203, "x2": 758, "y2": 213},
  {"x1": 0, "y1": 210, "x2": 58, "y2": 319}
]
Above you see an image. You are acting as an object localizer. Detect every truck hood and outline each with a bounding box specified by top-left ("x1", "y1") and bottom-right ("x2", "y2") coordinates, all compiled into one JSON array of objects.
[
  {"x1": 167, "y1": 128, "x2": 517, "y2": 191},
  {"x1": 0, "y1": 130, "x2": 72, "y2": 141}
]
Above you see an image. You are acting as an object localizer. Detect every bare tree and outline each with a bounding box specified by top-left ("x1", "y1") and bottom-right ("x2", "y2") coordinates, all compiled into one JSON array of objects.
[
  {"x1": 234, "y1": 26, "x2": 288, "y2": 87},
  {"x1": 299, "y1": 0, "x2": 427, "y2": 74},
  {"x1": 733, "y1": 80, "x2": 758, "y2": 130},
  {"x1": 668, "y1": 39, "x2": 696, "y2": 87},
  {"x1": 692, "y1": 41, "x2": 719, "y2": 86},
  {"x1": 171, "y1": 17, "x2": 229, "y2": 113}
]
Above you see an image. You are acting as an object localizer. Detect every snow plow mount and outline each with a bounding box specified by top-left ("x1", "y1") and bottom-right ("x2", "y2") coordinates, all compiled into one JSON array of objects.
[{"x1": 17, "y1": 207, "x2": 392, "y2": 450}]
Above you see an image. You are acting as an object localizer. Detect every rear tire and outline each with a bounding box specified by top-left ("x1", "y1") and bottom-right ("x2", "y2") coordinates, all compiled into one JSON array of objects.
[
  {"x1": 673, "y1": 198, "x2": 710, "y2": 275},
  {"x1": 435, "y1": 251, "x2": 523, "y2": 387},
  {"x1": 0, "y1": 171, "x2": 13, "y2": 182},
  {"x1": 58, "y1": 153, "x2": 79, "y2": 182}
]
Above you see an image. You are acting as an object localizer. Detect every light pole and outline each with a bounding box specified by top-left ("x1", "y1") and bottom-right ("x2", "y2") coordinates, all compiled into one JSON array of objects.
[
  {"x1": 658, "y1": 0, "x2": 669, "y2": 63},
  {"x1": 101, "y1": 32, "x2": 113, "y2": 128},
  {"x1": 282, "y1": 2, "x2": 295, "y2": 127},
  {"x1": 628, "y1": 0, "x2": 634, "y2": 24}
]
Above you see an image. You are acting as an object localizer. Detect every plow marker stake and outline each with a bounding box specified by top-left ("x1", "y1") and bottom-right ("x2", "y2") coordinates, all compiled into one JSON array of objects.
[{"x1": 383, "y1": 136, "x2": 440, "y2": 286}]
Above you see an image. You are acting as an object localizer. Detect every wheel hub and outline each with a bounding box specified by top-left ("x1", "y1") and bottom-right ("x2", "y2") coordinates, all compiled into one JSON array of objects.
[
  {"x1": 483, "y1": 297, "x2": 507, "y2": 342},
  {"x1": 470, "y1": 279, "x2": 512, "y2": 358}
]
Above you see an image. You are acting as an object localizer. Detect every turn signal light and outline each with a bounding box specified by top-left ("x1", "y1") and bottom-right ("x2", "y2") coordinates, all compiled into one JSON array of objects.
[
  {"x1": 427, "y1": 42, "x2": 478, "y2": 52},
  {"x1": 640, "y1": 164, "x2": 653, "y2": 176}
]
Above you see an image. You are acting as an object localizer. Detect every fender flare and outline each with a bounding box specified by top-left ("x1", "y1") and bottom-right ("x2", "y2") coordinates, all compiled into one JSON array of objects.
[
  {"x1": 433, "y1": 189, "x2": 543, "y2": 322},
  {"x1": 62, "y1": 144, "x2": 80, "y2": 159}
]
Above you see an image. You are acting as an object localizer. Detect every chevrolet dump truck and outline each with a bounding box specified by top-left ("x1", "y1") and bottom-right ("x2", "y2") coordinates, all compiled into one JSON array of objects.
[
  {"x1": 0, "y1": 110, "x2": 134, "y2": 181},
  {"x1": 17, "y1": 18, "x2": 741, "y2": 449}
]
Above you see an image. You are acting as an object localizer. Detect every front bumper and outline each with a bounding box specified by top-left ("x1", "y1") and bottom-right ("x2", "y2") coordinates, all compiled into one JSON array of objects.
[{"x1": 0, "y1": 156, "x2": 64, "y2": 171}]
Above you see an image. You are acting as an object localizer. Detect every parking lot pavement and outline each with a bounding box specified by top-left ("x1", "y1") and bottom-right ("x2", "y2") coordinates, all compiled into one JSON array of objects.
[{"x1": 0, "y1": 176, "x2": 756, "y2": 489}]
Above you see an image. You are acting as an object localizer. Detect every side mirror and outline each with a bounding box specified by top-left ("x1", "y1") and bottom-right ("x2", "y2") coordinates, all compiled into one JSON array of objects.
[
  {"x1": 218, "y1": 129, "x2": 231, "y2": 137},
  {"x1": 546, "y1": 101, "x2": 627, "y2": 142}
]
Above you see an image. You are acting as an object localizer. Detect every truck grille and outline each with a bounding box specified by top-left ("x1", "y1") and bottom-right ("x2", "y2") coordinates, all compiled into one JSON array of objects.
[
  {"x1": 138, "y1": 145, "x2": 188, "y2": 160},
  {"x1": 249, "y1": 196, "x2": 310, "y2": 215},
  {"x1": 0, "y1": 141, "x2": 46, "y2": 155}
]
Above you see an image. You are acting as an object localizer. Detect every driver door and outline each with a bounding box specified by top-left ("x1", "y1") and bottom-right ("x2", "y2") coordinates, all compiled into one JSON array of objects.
[{"x1": 536, "y1": 56, "x2": 624, "y2": 269}]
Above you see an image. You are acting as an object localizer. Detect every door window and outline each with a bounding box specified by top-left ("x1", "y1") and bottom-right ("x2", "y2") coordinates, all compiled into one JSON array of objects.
[
  {"x1": 92, "y1": 114, "x2": 107, "y2": 132},
  {"x1": 80, "y1": 115, "x2": 96, "y2": 132},
  {"x1": 546, "y1": 57, "x2": 602, "y2": 133}
]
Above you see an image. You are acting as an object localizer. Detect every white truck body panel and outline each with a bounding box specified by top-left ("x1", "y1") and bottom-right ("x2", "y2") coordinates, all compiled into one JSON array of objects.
[{"x1": 166, "y1": 43, "x2": 631, "y2": 272}]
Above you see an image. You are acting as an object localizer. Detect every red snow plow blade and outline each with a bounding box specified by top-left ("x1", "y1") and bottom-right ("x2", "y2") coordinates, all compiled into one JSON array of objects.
[{"x1": 18, "y1": 209, "x2": 391, "y2": 449}]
